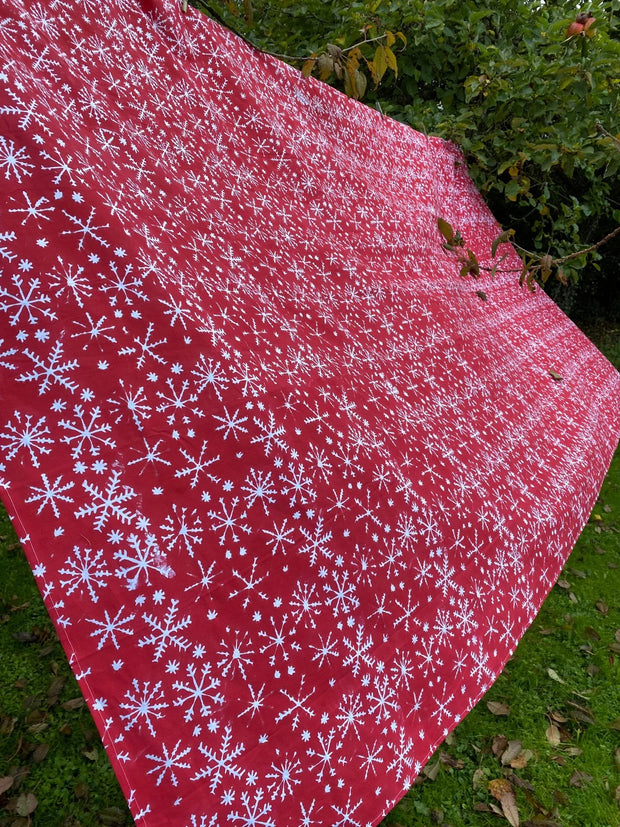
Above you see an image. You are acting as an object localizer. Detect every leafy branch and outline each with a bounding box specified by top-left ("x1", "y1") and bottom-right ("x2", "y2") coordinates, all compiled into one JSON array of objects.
[{"x1": 438, "y1": 218, "x2": 620, "y2": 292}]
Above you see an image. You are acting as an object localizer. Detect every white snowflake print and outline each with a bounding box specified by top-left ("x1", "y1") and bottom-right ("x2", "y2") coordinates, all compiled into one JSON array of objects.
[
  {"x1": 17, "y1": 341, "x2": 78, "y2": 394},
  {"x1": 172, "y1": 662, "x2": 224, "y2": 722},
  {"x1": 120, "y1": 678, "x2": 169, "y2": 737},
  {"x1": 0, "y1": 136, "x2": 34, "y2": 181},
  {"x1": 139, "y1": 599, "x2": 192, "y2": 662},
  {"x1": 0, "y1": 412, "x2": 54, "y2": 467},
  {"x1": 58, "y1": 545, "x2": 111, "y2": 602},
  {"x1": 0, "y1": 274, "x2": 54, "y2": 325},
  {"x1": 146, "y1": 739, "x2": 192, "y2": 787},
  {"x1": 25, "y1": 473, "x2": 74, "y2": 517},
  {"x1": 114, "y1": 532, "x2": 173, "y2": 590},
  {"x1": 160, "y1": 505, "x2": 203, "y2": 556},
  {"x1": 192, "y1": 726, "x2": 245, "y2": 792},
  {"x1": 76, "y1": 470, "x2": 136, "y2": 530},
  {"x1": 86, "y1": 605, "x2": 136, "y2": 650}
]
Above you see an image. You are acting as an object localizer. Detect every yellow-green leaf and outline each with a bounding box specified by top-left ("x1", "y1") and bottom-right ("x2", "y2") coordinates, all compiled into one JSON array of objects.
[
  {"x1": 384, "y1": 46, "x2": 397, "y2": 76},
  {"x1": 301, "y1": 58, "x2": 316, "y2": 78},
  {"x1": 372, "y1": 44, "x2": 388, "y2": 85},
  {"x1": 385, "y1": 30, "x2": 396, "y2": 48},
  {"x1": 437, "y1": 216, "x2": 454, "y2": 243}
]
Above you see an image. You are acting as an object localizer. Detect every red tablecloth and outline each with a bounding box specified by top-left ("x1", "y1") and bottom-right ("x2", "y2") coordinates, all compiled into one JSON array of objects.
[{"x1": 1, "y1": 1, "x2": 619, "y2": 824}]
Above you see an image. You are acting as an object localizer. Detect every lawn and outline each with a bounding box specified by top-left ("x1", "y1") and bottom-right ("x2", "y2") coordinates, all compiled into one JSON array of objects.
[{"x1": 1, "y1": 325, "x2": 618, "y2": 826}]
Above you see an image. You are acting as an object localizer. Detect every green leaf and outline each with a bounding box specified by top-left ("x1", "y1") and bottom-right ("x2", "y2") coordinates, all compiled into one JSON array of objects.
[
  {"x1": 437, "y1": 217, "x2": 455, "y2": 243},
  {"x1": 491, "y1": 229, "x2": 515, "y2": 258},
  {"x1": 372, "y1": 44, "x2": 388, "y2": 85}
]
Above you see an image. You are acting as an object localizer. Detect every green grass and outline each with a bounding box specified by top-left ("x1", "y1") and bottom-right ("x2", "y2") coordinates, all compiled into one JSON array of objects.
[{"x1": 0, "y1": 324, "x2": 618, "y2": 826}]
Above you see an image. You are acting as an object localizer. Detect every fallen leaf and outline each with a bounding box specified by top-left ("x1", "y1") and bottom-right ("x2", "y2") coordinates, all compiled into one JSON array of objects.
[
  {"x1": 15, "y1": 792, "x2": 38, "y2": 817},
  {"x1": 545, "y1": 724, "x2": 561, "y2": 746},
  {"x1": 31, "y1": 744, "x2": 49, "y2": 763},
  {"x1": 614, "y1": 747, "x2": 620, "y2": 771},
  {"x1": 492, "y1": 734, "x2": 509, "y2": 757},
  {"x1": 596, "y1": 601, "x2": 609, "y2": 615},
  {"x1": 501, "y1": 740, "x2": 523, "y2": 766},
  {"x1": 549, "y1": 710, "x2": 568, "y2": 723},
  {"x1": 603, "y1": 504, "x2": 612, "y2": 513},
  {"x1": 487, "y1": 701, "x2": 511, "y2": 716},
  {"x1": 422, "y1": 760, "x2": 440, "y2": 781},
  {"x1": 557, "y1": 579, "x2": 570, "y2": 590},
  {"x1": 611, "y1": 718, "x2": 620, "y2": 731},
  {"x1": 568, "y1": 592, "x2": 578, "y2": 603},
  {"x1": 564, "y1": 747, "x2": 583, "y2": 757},
  {"x1": 0, "y1": 776, "x2": 14, "y2": 795},
  {"x1": 439, "y1": 752, "x2": 465, "y2": 769},
  {"x1": 474, "y1": 803, "x2": 493, "y2": 813},
  {"x1": 61, "y1": 697, "x2": 85, "y2": 711},
  {"x1": 489, "y1": 778, "x2": 520, "y2": 827},
  {"x1": 569, "y1": 771, "x2": 593, "y2": 788},
  {"x1": 549, "y1": 368, "x2": 563, "y2": 381},
  {"x1": 475, "y1": 290, "x2": 487, "y2": 301},
  {"x1": 472, "y1": 768, "x2": 487, "y2": 790},
  {"x1": 538, "y1": 627, "x2": 553, "y2": 635},
  {"x1": 583, "y1": 626, "x2": 601, "y2": 641},
  {"x1": 586, "y1": 663, "x2": 600, "y2": 677},
  {"x1": 510, "y1": 749, "x2": 534, "y2": 770},
  {"x1": 615, "y1": 630, "x2": 620, "y2": 644},
  {"x1": 615, "y1": 785, "x2": 620, "y2": 804},
  {"x1": 569, "y1": 568, "x2": 587, "y2": 579},
  {"x1": 546, "y1": 668, "x2": 565, "y2": 684},
  {"x1": 553, "y1": 790, "x2": 569, "y2": 805}
]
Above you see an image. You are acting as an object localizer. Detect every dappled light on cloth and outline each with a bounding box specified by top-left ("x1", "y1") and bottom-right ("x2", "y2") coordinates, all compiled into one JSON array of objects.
[{"x1": 0, "y1": 1, "x2": 619, "y2": 825}]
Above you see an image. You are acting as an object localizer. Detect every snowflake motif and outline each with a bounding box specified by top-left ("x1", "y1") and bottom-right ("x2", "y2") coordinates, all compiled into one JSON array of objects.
[
  {"x1": 193, "y1": 725, "x2": 245, "y2": 793},
  {"x1": 25, "y1": 473, "x2": 74, "y2": 517},
  {"x1": 191, "y1": 355, "x2": 228, "y2": 400},
  {"x1": 174, "y1": 441, "x2": 220, "y2": 489},
  {"x1": 139, "y1": 598, "x2": 192, "y2": 662},
  {"x1": 75, "y1": 470, "x2": 136, "y2": 530},
  {"x1": 227, "y1": 790, "x2": 275, "y2": 827},
  {"x1": 265, "y1": 754, "x2": 302, "y2": 801},
  {"x1": 241, "y1": 468, "x2": 276, "y2": 514},
  {"x1": 250, "y1": 411, "x2": 287, "y2": 455},
  {"x1": 114, "y1": 531, "x2": 174, "y2": 591},
  {"x1": 17, "y1": 341, "x2": 79, "y2": 395},
  {"x1": 49, "y1": 258, "x2": 91, "y2": 307},
  {"x1": 160, "y1": 505, "x2": 203, "y2": 556},
  {"x1": 61, "y1": 206, "x2": 110, "y2": 249},
  {"x1": 58, "y1": 545, "x2": 111, "y2": 603},
  {"x1": 119, "y1": 321, "x2": 167, "y2": 369},
  {"x1": 0, "y1": 274, "x2": 54, "y2": 325},
  {"x1": 146, "y1": 739, "x2": 192, "y2": 787},
  {"x1": 216, "y1": 630, "x2": 254, "y2": 681},
  {"x1": 0, "y1": 412, "x2": 54, "y2": 467},
  {"x1": 59, "y1": 404, "x2": 115, "y2": 458},
  {"x1": 86, "y1": 605, "x2": 136, "y2": 650},
  {"x1": 208, "y1": 497, "x2": 250, "y2": 545},
  {"x1": 108, "y1": 380, "x2": 152, "y2": 430},
  {"x1": 172, "y1": 662, "x2": 224, "y2": 722},
  {"x1": 0, "y1": 135, "x2": 34, "y2": 181},
  {"x1": 120, "y1": 678, "x2": 169, "y2": 737}
]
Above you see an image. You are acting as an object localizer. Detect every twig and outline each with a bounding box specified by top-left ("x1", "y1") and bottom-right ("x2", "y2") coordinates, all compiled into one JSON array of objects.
[
  {"x1": 596, "y1": 122, "x2": 620, "y2": 152},
  {"x1": 258, "y1": 34, "x2": 388, "y2": 63}
]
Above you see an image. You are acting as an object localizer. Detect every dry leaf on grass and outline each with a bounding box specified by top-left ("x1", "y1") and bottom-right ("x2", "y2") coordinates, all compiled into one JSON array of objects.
[
  {"x1": 545, "y1": 724, "x2": 561, "y2": 746},
  {"x1": 489, "y1": 778, "x2": 520, "y2": 827},
  {"x1": 569, "y1": 771, "x2": 593, "y2": 788},
  {"x1": 487, "y1": 701, "x2": 511, "y2": 716},
  {"x1": 501, "y1": 740, "x2": 523, "y2": 766}
]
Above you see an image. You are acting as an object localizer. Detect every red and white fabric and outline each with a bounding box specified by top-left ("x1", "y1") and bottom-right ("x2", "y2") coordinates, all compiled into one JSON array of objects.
[{"x1": 0, "y1": 1, "x2": 618, "y2": 825}]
